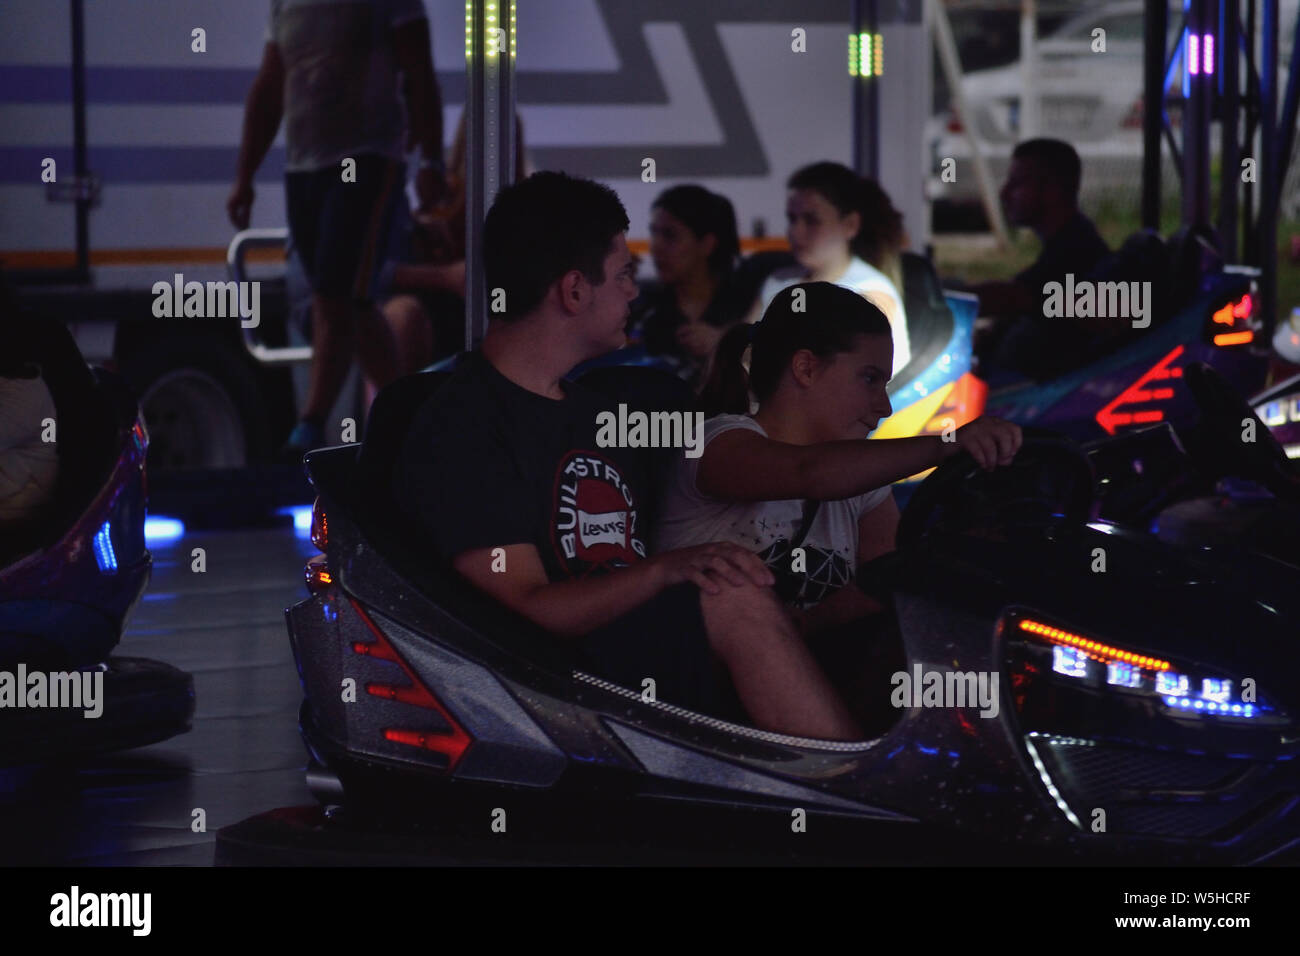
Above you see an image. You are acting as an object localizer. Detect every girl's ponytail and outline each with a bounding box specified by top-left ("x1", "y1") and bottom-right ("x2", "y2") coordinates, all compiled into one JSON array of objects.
[{"x1": 698, "y1": 322, "x2": 754, "y2": 417}]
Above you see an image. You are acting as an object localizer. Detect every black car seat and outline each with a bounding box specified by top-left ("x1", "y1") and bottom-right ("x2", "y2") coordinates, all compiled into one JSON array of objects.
[
  {"x1": 2, "y1": 308, "x2": 119, "y2": 563},
  {"x1": 892, "y1": 251, "x2": 957, "y2": 393},
  {"x1": 1063, "y1": 228, "x2": 1173, "y2": 367},
  {"x1": 1166, "y1": 224, "x2": 1223, "y2": 316}
]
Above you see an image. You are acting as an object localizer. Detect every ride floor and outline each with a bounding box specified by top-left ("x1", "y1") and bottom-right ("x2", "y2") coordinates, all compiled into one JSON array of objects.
[{"x1": 0, "y1": 526, "x2": 314, "y2": 865}]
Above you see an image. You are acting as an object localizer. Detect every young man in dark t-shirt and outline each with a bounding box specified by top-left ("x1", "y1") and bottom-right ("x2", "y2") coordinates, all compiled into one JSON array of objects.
[
  {"x1": 395, "y1": 171, "x2": 860, "y2": 740},
  {"x1": 968, "y1": 138, "x2": 1112, "y2": 382}
]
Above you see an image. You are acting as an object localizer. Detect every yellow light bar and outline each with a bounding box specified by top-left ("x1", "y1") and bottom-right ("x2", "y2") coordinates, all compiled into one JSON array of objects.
[{"x1": 1018, "y1": 618, "x2": 1171, "y2": 671}]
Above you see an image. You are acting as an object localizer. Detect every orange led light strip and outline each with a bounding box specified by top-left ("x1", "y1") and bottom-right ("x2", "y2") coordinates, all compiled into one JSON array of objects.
[
  {"x1": 1213, "y1": 330, "x2": 1254, "y2": 346},
  {"x1": 1018, "y1": 619, "x2": 1171, "y2": 671}
]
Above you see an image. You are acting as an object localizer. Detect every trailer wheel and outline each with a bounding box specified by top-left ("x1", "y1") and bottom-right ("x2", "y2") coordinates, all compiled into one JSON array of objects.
[{"x1": 120, "y1": 336, "x2": 272, "y2": 471}]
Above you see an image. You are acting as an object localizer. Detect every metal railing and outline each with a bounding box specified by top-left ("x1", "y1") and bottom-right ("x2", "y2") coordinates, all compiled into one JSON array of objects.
[{"x1": 225, "y1": 227, "x2": 313, "y2": 366}]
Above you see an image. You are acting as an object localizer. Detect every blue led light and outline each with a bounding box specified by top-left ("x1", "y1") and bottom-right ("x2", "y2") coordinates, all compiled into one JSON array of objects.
[
  {"x1": 1165, "y1": 696, "x2": 1260, "y2": 718},
  {"x1": 1156, "y1": 672, "x2": 1189, "y2": 696},
  {"x1": 1053, "y1": 645, "x2": 1089, "y2": 679},
  {"x1": 1201, "y1": 678, "x2": 1232, "y2": 704},
  {"x1": 144, "y1": 515, "x2": 185, "y2": 544},
  {"x1": 277, "y1": 504, "x2": 314, "y2": 539},
  {"x1": 1107, "y1": 661, "x2": 1142, "y2": 688},
  {"x1": 93, "y1": 521, "x2": 118, "y2": 573}
]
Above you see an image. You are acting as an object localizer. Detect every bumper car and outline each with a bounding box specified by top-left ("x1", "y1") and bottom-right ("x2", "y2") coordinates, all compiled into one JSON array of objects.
[
  {"x1": 0, "y1": 315, "x2": 194, "y2": 766},
  {"x1": 980, "y1": 228, "x2": 1271, "y2": 442},
  {"x1": 268, "y1": 357, "x2": 1300, "y2": 865}
]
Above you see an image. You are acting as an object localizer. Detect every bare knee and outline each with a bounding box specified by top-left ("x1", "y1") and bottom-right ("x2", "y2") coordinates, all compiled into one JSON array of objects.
[
  {"x1": 383, "y1": 294, "x2": 425, "y2": 327},
  {"x1": 699, "y1": 581, "x2": 792, "y2": 659}
]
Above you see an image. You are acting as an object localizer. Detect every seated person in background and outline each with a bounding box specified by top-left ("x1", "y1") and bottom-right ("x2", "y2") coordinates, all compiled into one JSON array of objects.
[
  {"x1": 633, "y1": 185, "x2": 748, "y2": 390},
  {"x1": 669, "y1": 282, "x2": 1021, "y2": 640},
  {"x1": 379, "y1": 109, "x2": 529, "y2": 371},
  {"x1": 967, "y1": 138, "x2": 1111, "y2": 383},
  {"x1": 745, "y1": 162, "x2": 911, "y2": 377},
  {"x1": 395, "y1": 171, "x2": 862, "y2": 741}
]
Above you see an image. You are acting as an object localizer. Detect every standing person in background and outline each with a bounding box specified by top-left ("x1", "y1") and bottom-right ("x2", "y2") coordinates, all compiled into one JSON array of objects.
[
  {"x1": 746, "y1": 162, "x2": 912, "y2": 377},
  {"x1": 633, "y1": 185, "x2": 747, "y2": 390},
  {"x1": 227, "y1": 0, "x2": 447, "y2": 455}
]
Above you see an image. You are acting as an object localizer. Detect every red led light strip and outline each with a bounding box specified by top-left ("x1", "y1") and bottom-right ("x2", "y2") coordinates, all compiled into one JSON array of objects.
[
  {"x1": 1095, "y1": 345, "x2": 1184, "y2": 435},
  {"x1": 347, "y1": 597, "x2": 473, "y2": 767}
]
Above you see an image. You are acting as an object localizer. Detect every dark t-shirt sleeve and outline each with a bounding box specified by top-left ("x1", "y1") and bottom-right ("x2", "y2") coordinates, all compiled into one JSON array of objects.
[{"x1": 396, "y1": 397, "x2": 537, "y2": 563}]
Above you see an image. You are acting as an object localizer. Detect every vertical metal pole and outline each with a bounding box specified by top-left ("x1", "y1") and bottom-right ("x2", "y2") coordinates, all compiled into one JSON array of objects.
[
  {"x1": 464, "y1": 0, "x2": 517, "y2": 351},
  {"x1": 1272, "y1": 5, "x2": 1300, "y2": 211},
  {"x1": 1182, "y1": 0, "x2": 1214, "y2": 229},
  {"x1": 71, "y1": 0, "x2": 89, "y2": 280},
  {"x1": 851, "y1": 0, "x2": 880, "y2": 180},
  {"x1": 1244, "y1": 0, "x2": 1258, "y2": 260},
  {"x1": 1019, "y1": 0, "x2": 1040, "y2": 140},
  {"x1": 1143, "y1": 0, "x2": 1167, "y2": 230},
  {"x1": 1260, "y1": 0, "x2": 1279, "y2": 342},
  {"x1": 1220, "y1": 0, "x2": 1240, "y2": 259},
  {"x1": 928, "y1": 0, "x2": 1009, "y2": 247}
]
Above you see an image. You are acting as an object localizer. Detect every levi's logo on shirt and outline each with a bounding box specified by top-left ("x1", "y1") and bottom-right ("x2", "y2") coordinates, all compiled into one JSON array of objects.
[{"x1": 552, "y1": 451, "x2": 646, "y2": 574}]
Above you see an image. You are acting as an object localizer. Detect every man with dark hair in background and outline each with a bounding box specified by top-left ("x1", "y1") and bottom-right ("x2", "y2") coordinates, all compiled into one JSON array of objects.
[
  {"x1": 394, "y1": 171, "x2": 862, "y2": 740},
  {"x1": 228, "y1": 0, "x2": 447, "y2": 454},
  {"x1": 968, "y1": 137, "x2": 1111, "y2": 382}
]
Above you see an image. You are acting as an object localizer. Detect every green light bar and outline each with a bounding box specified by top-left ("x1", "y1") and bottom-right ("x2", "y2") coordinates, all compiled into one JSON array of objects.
[
  {"x1": 848, "y1": 31, "x2": 883, "y2": 76},
  {"x1": 466, "y1": 1, "x2": 515, "y2": 60}
]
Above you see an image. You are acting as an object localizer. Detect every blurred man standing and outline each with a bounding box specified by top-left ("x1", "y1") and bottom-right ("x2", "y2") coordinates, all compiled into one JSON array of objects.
[{"x1": 228, "y1": 0, "x2": 447, "y2": 454}]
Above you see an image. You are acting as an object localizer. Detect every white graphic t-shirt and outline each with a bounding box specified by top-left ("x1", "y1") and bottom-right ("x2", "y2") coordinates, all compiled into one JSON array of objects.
[
  {"x1": 267, "y1": 0, "x2": 427, "y2": 172},
  {"x1": 654, "y1": 415, "x2": 893, "y2": 609},
  {"x1": 757, "y1": 256, "x2": 911, "y2": 376}
]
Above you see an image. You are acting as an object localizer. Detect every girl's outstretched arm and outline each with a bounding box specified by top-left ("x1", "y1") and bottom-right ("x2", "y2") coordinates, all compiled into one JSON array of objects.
[{"x1": 697, "y1": 417, "x2": 1021, "y2": 503}]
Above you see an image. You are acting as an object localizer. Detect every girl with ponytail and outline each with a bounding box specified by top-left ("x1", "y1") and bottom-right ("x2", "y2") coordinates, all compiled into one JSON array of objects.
[
  {"x1": 743, "y1": 162, "x2": 912, "y2": 377},
  {"x1": 661, "y1": 282, "x2": 1022, "y2": 637}
]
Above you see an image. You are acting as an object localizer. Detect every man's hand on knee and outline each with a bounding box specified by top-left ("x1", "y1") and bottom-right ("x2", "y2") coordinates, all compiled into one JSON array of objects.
[{"x1": 649, "y1": 542, "x2": 774, "y2": 594}]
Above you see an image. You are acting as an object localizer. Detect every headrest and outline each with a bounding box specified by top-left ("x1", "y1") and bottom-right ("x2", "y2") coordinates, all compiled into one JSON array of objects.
[{"x1": 356, "y1": 370, "x2": 455, "y2": 495}]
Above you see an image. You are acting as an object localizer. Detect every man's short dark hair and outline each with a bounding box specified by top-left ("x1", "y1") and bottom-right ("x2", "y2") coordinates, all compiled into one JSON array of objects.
[
  {"x1": 1013, "y1": 138, "x2": 1083, "y2": 204},
  {"x1": 482, "y1": 171, "x2": 630, "y2": 319}
]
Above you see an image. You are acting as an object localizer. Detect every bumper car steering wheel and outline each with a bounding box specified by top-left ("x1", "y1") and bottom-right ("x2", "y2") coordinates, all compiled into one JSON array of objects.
[{"x1": 896, "y1": 428, "x2": 1097, "y2": 549}]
